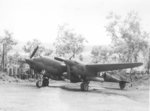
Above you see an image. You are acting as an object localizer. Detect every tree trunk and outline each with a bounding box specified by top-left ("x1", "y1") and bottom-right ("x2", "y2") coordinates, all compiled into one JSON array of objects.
[
  {"x1": 148, "y1": 64, "x2": 150, "y2": 74},
  {"x1": 130, "y1": 68, "x2": 133, "y2": 82},
  {"x1": 148, "y1": 48, "x2": 150, "y2": 74},
  {"x1": 1, "y1": 44, "x2": 5, "y2": 71}
]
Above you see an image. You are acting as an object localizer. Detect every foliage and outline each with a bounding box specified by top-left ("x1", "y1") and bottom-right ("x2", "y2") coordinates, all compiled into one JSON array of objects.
[
  {"x1": 105, "y1": 12, "x2": 149, "y2": 63},
  {"x1": 0, "y1": 30, "x2": 17, "y2": 54},
  {"x1": 145, "y1": 45, "x2": 150, "y2": 73},
  {"x1": 54, "y1": 24, "x2": 87, "y2": 59},
  {"x1": 79, "y1": 54, "x2": 83, "y2": 61},
  {"x1": 43, "y1": 48, "x2": 53, "y2": 56},
  {"x1": 0, "y1": 30, "x2": 17, "y2": 70},
  {"x1": 8, "y1": 52, "x2": 21, "y2": 64},
  {"x1": 23, "y1": 39, "x2": 46, "y2": 57},
  {"x1": 91, "y1": 45, "x2": 112, "y2": 63}
]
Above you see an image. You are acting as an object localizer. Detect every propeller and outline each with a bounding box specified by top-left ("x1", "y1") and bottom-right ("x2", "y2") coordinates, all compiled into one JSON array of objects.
[
  {"x1": 18, "y1": 46, "x2": 39, "y2": 67},
  {"x1": 30, "y1": 46, "x2": 39, "y2": 59}
]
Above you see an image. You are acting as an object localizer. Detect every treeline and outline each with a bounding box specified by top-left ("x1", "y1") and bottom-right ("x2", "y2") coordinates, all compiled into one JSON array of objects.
[
  {"x1": 0, "y1": 12, "x2": 149, "y2": 73},
  {"x1": 91, "y1": 12, "x2": 150, "y2": 73}
]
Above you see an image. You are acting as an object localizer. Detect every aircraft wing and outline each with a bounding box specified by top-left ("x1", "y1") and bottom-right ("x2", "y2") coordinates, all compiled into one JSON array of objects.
[{"x1": 86, "y1": 62, "x2": 143, "y2": 73}]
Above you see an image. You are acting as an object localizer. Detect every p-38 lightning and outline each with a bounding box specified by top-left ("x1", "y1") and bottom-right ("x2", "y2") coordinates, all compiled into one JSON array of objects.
[{"x1": 23, "y1": 46, "x2": 143, "y2": 91}]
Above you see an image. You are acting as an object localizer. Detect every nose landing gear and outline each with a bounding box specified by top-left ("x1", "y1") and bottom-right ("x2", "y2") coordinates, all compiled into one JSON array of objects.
[
  {"x1": 36, "y1": 80, "x2": 43, "y2": 88},
  {"x1": 36, "y1": 77, "x2": 49, "y2": 88}
]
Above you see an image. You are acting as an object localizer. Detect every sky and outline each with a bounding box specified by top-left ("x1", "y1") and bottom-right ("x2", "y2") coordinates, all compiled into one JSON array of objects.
[{"x1": 0, "y1": 0, "x2": 150, "y2": 46}]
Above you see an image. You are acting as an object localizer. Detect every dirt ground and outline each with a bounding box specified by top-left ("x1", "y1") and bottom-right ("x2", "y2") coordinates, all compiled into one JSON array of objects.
[{"x1": 0, "y1": 80, "x2": 149, "y2": 111}]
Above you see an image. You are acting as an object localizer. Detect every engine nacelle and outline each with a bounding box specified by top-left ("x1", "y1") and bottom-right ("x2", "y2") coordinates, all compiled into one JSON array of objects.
[{"x1": 70, "y1": 73, "x2": 81, "y2": 83}]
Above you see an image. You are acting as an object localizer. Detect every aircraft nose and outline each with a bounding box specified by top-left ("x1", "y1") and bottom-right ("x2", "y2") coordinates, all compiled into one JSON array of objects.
[
  {"x1": 25, "y1": 59, "x2": 35, "y2": 69},
  {"x1": 25, "y1": 59, "x2": 32, "y2": 65}
]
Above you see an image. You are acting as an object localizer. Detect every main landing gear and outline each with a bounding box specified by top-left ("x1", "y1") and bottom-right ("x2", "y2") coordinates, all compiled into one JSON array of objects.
[
  {"x1": 80, "y1": 82, "x2": 90, "y2": 91},
  {"x1": 119, "y1": 81, "x2": 126, "y2": 90},
  {"x1": 36, "y1": 77, "x2": 49, "y2": 88}
]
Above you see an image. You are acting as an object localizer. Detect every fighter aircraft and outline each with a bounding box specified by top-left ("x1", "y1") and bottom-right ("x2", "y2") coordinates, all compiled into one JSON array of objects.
[
  {"x1": 54, "y1": 57, "x2": 142, "y2": 91},
  {"x1": 23, "y1": 46, "x2": 143, "y2": 91}
]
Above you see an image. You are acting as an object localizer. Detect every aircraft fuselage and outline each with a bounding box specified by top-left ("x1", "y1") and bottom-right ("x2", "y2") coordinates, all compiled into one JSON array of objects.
[{"x1": 26, "y1": 57, "x2": 66, "y2": 80}]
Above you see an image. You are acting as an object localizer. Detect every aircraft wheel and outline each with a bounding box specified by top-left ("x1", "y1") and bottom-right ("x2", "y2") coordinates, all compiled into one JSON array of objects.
[
  {"x1": 80, "y1": 82, "x2": 89, "y2": 91},
  {"x1": 42, "y1": 78, "x2": 49, "y2": 87},
  {"x1": 36, "y1": 80, "x2": 43, "y2": 88},
  {"x1": 119, "y1": 81, "x2": 126, "y2": 90}
]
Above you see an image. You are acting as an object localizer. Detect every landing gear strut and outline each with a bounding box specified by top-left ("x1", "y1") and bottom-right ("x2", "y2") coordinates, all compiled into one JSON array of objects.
[
  {"x1": 42, "y1": 77, "x2": 49, "y2": 87},
  {"x1": 119, "y1": 81, "x2": 126, "y2": 90},
  {"x1": 80, "y1": 82, "x2": 89, "y2": 91}
]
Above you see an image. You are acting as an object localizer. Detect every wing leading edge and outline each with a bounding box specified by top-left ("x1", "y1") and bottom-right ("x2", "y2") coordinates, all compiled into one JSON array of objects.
[{"x1": 86, "y1": 62, "x2": 143, "y2": 72}]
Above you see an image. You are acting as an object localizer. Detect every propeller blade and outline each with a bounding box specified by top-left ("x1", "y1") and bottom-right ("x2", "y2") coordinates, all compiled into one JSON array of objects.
[{"x1": 30, "y1": 46, "x2": 39, "y2": 59}]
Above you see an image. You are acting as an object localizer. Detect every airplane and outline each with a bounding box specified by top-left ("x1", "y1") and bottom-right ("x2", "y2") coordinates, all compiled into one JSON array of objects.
[{"x1": 23, "y1": 46, "x2": 143, "y2": 91}]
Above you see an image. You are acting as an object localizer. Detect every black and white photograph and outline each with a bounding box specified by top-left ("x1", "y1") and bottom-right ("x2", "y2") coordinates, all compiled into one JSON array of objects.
[{"x1": 0, "y1": 0, "x2": 149, "y2": 111}]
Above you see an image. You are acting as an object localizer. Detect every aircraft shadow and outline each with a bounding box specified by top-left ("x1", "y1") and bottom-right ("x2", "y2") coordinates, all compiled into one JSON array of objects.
[
  {"x1": 48, "y1": 85, "x2": 64, "y2": 88},
  {"x1": 61, "y1": 85, "x2": 128, "y2": 97},
  {"x1": 102, "y1": 87, "x2": 124, "y2": 90},
  {"x1": 61, "y1": 86, "x2": 82, "y2": 92},
  {"x1": 20, "y1": 83, "x2": 64, "y2": 89},
  {"x1": 27, "y1": 83, "x2": 128, "y2": 97}
]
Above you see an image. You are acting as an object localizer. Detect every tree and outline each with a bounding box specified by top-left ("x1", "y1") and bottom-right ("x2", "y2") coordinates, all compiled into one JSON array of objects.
[
  {"x1": 91, "y1": 45, "x2": 112, "y2": 63},
  {"x1": 0, "y1": 30, "x2": 17, "y2": 53},
  {"x1": 43, "y1": 48, "x2": 53, "y2": 56},
  {"x1": 8, "y1": 52, "x2": 21, "y2": 64},
  {"x1": 54, "y1": 24, "x2": 87, "y2": 59},
  {"x1": 105, "y1": 12, "x2": 149, "y2": 63},
  {"x1": 0, "y1": 30, "x2": 17, "y2": 70},
  {"x1": 146, "y1": 44, "x2": 150, "y2": 74},
  {"x1": 148, "y1": 47, "x2": 150, "y2": 74},
  {"x1": 79, "y1": 54, "x2": 83, "y2": 61},
  {"x1": 23, "y1": 39, "x2": 45, "y2": 57}
]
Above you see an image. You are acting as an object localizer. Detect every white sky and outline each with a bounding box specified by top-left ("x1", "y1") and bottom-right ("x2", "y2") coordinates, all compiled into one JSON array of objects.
[{"x1": 0, "y1": 0, "x2": 150, "y2": 46}]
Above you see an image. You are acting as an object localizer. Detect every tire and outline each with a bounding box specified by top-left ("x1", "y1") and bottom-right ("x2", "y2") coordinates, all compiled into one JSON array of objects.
[
  {"x1": 36, "y1": 80, "x2": 43, "y2": 88},
  {"x1": 119, "y1": 81, "x2": 126, "y2": 90}
]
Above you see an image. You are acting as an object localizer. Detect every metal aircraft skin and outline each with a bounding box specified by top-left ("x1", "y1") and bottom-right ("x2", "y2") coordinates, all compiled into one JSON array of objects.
[
  {"x1": 24, "y1": 46, "x2": 143, "y2": 91},
  {"x1": 25, "y1": 57, "x2": 66, "y2": 80},
  {"x1": 21, "y1": 46, "x2": 66, "y2": 87}
]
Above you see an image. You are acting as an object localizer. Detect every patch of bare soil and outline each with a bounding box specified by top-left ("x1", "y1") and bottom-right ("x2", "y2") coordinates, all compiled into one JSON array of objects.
[{"x1": 0, "y1": 72, "x2": 149, "y2": 111}]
